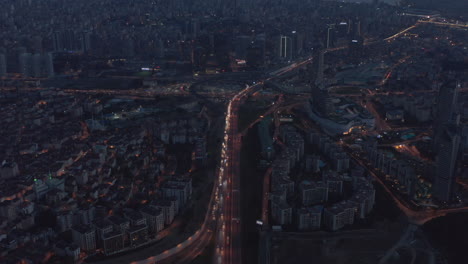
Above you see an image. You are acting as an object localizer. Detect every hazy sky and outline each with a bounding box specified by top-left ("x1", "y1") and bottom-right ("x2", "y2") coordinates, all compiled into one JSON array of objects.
[{"x1": 325, "y1": 0, "x2": 399, "y2": 5}]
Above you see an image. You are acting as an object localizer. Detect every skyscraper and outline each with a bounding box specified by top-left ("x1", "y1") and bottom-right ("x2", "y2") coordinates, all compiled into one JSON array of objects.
[
  {"x1": 279, "y1": 35, "x2": 292, "y2": 61},
  {"x1": 326, "y1": 24, "x2": 334, "y2": 49},
  {"x1": 0, "y1": 54, "x2": 6, "y2": 77},
  {"x1": 434, "y1": 81, "x2": 459, "y2": 150},
  {"x1": 434, "y1": 122, "x2": 460, "y2": 202}
]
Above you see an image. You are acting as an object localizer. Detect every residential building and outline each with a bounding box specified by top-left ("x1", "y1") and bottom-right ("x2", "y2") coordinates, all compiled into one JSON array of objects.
[{"x1": 72, "y1": 225, "x2": 96, "y2": 252}]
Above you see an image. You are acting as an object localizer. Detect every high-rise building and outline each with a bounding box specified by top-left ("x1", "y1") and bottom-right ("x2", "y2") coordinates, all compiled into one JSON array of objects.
[
  {"x1": 314, "y1": 50, "x2": 325, "y2": 89},
  {"x1": 32, "y1": 53, "x2": 42, "y2": 77},
  {"x1": 32, "y1": 36, "x2": 43, "y2": 53},
  {"x1": 53, "y1": 30, "x2": 81, "y2": 51},
  {"x1": 156, "y1": 39, "x2": 165, "y2": 59},
  {"x1": 323, "y1": 201, "x2": 356, "y2": 231},
  {"x1": 305, "y1": 154, "x2": 321, "y2": 173},
  {"x1": 300, "y1": 180, "x2": 328, "y2": 206},
  {"x1": 57, "y1": 211, "x2": 74, "y2": 232},
  {"x1": 102, "y1": 231, "x2": 124, "y2": 255},
  {"x1": 0, "y1": 54, "x2": 7, "y2": 77},
  {"x1": 271, "y1": 200, "x2": 292, "y2": 225},
  {"x1": 434, "y1": 81, "x2": 459, "y2": 150},
  {"x1": 93, "y1": 218, "x2": 113, "y2": 247},
  {"x1": 235, "y1": 35, "x2": 251, "y2": 60},
  {"x1": 63, "y1": 30, "x2": 79, "y2": 51},
  {"x1": 162, "y1": 177, "x2": 192, "y2": 209},
  {"x1": 72, "y1": 225, "x2": 96, "y2": 252},
  {"x1": 191, "y1": 18, "x2": 200, "y2": 39},
  {"x1": 44, "y1": 52, "x2": 55, "y2": 78},
  {"x1": 326, "y1": 25, "x2": 334, "y2": 49},
  {"x1": 434, "y1": 123, "x2": 460, "y2": 202},
  {"x1": 18, "y1": 53, "x2": 32, "y2": 77},
  {"x1": 80, "y1": 31, "x2": 92, "y2": 52},
  {"x1": 140, "y1": 206, "x2": 164, "y2": 235},
  {"x1": 25, "y1": 53, "x2": 54, "y2": 78},
  {"x1": 352, "y1": 20, "x2": 361, "y2": 39},
  {"x1": 247, "y1": 38, "x2": 266, "y2": 69},
  {"x1": 297, "y1": 206, "x2": 322, "y2": 230},
  {"x1": 311, "y1": 88, "x2": 334, "y2": 117},
  {"x1": 52, "y1": 31, "x2": 63, "y2": 52},
  {"x1": 291, "y1": 30, "x2": 304, "y2": 58},
  {"x1": 152, "y1": 200, "x2": 175, "y2": 225},
  {"x1": 279, "y1": 35, "x2": 292, "y2": 60}
]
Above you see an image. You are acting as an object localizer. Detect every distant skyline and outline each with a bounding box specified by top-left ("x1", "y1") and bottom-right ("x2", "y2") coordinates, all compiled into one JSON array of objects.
[{"x1": 324, "y1": 0, "x2": 399, "y2": 5}]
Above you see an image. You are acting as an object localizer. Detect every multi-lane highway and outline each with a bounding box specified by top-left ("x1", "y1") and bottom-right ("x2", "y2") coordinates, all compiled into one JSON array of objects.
[
  {"x1": 215, "y1": 55, "x2": 319, "y2": 264},
  {"x1": 214, "y1": 22, "x2": 434, "y2": 263},
  {"x1": 128, "y1": 20, "x2": 435, "y2": 264}
]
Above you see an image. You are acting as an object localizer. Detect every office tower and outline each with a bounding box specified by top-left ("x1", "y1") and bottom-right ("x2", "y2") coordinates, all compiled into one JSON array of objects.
[
  {"x1": 0, "y1": 54, "x2": 6, "y2": 77},
  {"x1": 279, "y1": 35, "x2": 292, "y2": 60},
  {"x1": 434, "y1": 122, "x2": 460, "y2": 202},
  {"x1": 434, "y1": 81, "x2": 459, "y2": 150}
]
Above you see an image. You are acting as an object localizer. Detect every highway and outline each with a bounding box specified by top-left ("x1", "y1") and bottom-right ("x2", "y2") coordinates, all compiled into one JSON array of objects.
[
  {"x1": 123, "y1": 20, "x2": 436, "y2": 264},
  {"x1": 383, "y1": 24, "x2": 418, "y2": 42},
  {"x1": 132, "y1": 19, "x2": 467, "y2": 263},
  {"x1": 418, "y1": 19, "x2": 468, "y2": 29},
  {"x1": 213, "y1": 49, "x2": 323, "y2": 264}
]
